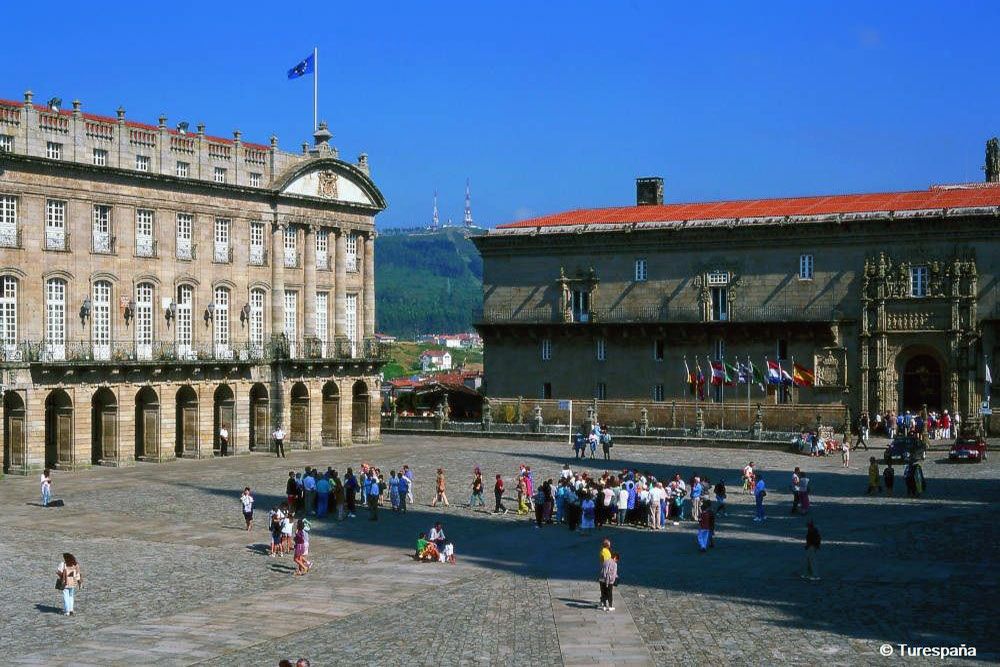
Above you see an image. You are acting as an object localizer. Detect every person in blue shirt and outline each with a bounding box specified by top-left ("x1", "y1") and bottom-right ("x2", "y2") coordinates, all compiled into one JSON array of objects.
[
  {"x1": 315, "y1": 474, "x2": 331, "y2": 518},
  {"x1": 690, "y1": 476, "x2": 703, "y2": 522},
  {"x1": 753, "y1": 477, "x2": 767, "y2": 522},
  {"x1": 397, "y1": 472, "x2": 410, "y2": 513},
  {"x1": 625, "y1": 479, "x2": 637, "y2": 524}
]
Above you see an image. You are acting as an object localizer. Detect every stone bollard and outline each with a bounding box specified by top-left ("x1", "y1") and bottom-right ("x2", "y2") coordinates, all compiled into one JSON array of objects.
[
  {"x1": 481, "y1": 399, "x2": 493, "y2": 432},
  {"x1": 695, "y1": 405, "x2": 705, "y2": 436},
  {"x1": 391, "y1": 401, "x2": 398, "y2": 428},
  {"x1": 671, "y1": 401, "x2": 676, "y2": 428},
  {"x1": 752, "y1": 403, "x2": 763, "y2": 439},
  {"x1": 434, "y1": 398, "x2": 448, "y2": 431},
  {"x1": 531, "y1": 404, "x2": 544, "y2": 433},
  {"x1": 585, "y1": 400, "x2": 598, "y2": 435},
  {"x1": 639, "y1": 407, "x2": 649, "y2": 436}
]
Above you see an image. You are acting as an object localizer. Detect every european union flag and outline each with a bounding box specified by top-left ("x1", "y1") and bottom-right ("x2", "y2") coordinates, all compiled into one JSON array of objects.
[{"x1": 287, "y1": 53, "x2": 315, "y2": 79}]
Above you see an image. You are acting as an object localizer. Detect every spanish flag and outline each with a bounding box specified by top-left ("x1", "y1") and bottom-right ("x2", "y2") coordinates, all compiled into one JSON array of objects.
[{"x1": 792, "y1": 363, "x2": 814, "y2": 388}]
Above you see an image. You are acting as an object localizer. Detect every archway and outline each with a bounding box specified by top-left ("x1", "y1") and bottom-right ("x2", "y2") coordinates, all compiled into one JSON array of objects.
[
  {"x1": 322, "y1": 381, "x2": 340, "y2": 447},
  {"x1": 249, "y1": 384, "x2": 269, "y2": 452},
  {"x1": 3, "y1": 391, "x2": 26, "y2": 474},
  {"x1": 901, "y1": 353, "x2": 943, "y2": 413},
  {"x1": 175, "y1": 385, "x2": 198, "y2": 457},
  {"x1": 135, "y1": 386, "x2": 160, "y2": 460},
  {"x1": 290, "y1": 383, "x2": 309, "y2": 448},
  {"x1": 213, "y1": 384, "x2": 235, "y2": 456},
  {"x1": 91, "y1": 387, "x2": 118, "y2": 465},
  {"x1": 45, "y1": 389, "x2": 73, "y2": 469},
  {"x1": 352, "y1": 380, "x2": 369, "y2": 443}
]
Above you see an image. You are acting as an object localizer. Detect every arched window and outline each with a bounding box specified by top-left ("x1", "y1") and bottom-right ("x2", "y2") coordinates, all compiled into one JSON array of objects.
[
  {"x1": 0, "y1": 275, "x2": 17, "y2": 357},
  {"x1": 176, "y1": 284, "x2": 193, "y2": 358},
  {"x1": 92, "y1": 280, "x2": 111, "y2": 360},
  {"x1": 135, "y1": 282, "x2": 154, "y2": 360},
  {"x1": 213, "y1": 286, "x2": 230, "y2": 358},
  {"x1": 249, "y1": 287, "x2": 265, "y2": 356},
  {"x1": 45, "y1": 278, "x2": 66, "y2": 360}
]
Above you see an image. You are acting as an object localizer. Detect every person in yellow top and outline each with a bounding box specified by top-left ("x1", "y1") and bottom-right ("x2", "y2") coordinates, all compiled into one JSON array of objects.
[{"x1": 600, "y1": 538, "x2": 612, "y2": 563}]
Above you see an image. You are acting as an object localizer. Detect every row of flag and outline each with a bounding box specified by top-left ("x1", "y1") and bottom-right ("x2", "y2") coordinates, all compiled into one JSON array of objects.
[{"x1": 683, "y1": 356, "x2": 814, "y2": 399}]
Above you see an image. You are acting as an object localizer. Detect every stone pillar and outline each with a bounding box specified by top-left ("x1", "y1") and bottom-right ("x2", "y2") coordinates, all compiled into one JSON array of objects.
[
  {"x1": 235, "y1": 383, "x2": 250, "y2": 455},
  {"x1": 334, "y1": 228, "x2": 347, "y2": 346},
  {"x1": 25, "y1": 388, "x2": 46, "y2": 472},
  {"x1": 159, "y1": 383, "x2": 177, "y2": 461},
  {"x1": 363, "y1": 232, "x2": 376, "y2": 338},
  {"x1": 270, "y1": 221, "x2": 286, "y2": 338},
  {"x1": 304, "y1": 225, "x2": 317, "y2": 339},
  {"x1": 116, "y1": 386, "x2": 136, "y2": 466},
  {"x1": 196, "y1": 384, "x2": 214, "y2": 459},
  {"x1": 73, "y1": 385, "x2": 95, "y2": 470},
  {"x1": 308, "y1": 379, "x2": 322, "y2": 450}
]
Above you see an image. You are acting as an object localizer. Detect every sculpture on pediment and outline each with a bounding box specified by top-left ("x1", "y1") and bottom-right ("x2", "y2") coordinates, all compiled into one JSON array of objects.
[
  {"x1": 929, "y1": 261, "x2": 944, "y2": 297},
  {"x1": 317, "y1": 170, "x2": 339, "y2": 199}
]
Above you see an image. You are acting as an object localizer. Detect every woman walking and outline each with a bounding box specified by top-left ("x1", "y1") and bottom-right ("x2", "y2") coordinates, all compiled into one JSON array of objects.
[
  {"x1": 431, "y1": 468, "x2": 450, "y2": 507},
  {"x1": 469, "y1": 469, "x2": 485, "y2": 508},
  {"x1": 841, "y1": 439, "x2": 850, "y2": 468},
  {"x1": 40, "y1": 469, "x2": 52, "y2": 507},
  {"x1": 598, "y1": 552, "x2": 619, "y2": 612},
  {"x1": 240, "y1": 487, "x2": 255, "y2": 531},
  {"x1": 493, "y1": 474, "x2": 508, "y2": 514},
  {"x1": 56, "y1": 553, "x2": 82, "y2": 616},
  {"x1": 293, "y1": 519, "x2": 312, "y2": 575}
]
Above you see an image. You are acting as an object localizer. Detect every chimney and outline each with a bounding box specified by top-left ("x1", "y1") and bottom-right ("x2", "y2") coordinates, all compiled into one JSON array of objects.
[{"x1": 636, "y1": 177, "x2": 664, "y2": 206}]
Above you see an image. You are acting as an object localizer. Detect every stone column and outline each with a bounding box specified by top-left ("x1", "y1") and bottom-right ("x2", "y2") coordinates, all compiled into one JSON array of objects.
[
  {"x1": 270, "y1": 221, "x2": 286, "y2": 338},
  {"x1": 159, "y1": 383, "x2": 177, "y2": 461},
  {"x1": 117, "y1": 387, "x2": 136, "y2": 466},
  {"x1": 334, "y1": 228, "x2": 347, "y2": 348},
  {"x1": 304, "y1": 224, "x2": 317, "y2": 339},
  {"x1": 235, "y1": 383, "x2": 250, "y2": 456},
  {"x1": 363, "y1": 231, "x2": 376, "y2": 339}
]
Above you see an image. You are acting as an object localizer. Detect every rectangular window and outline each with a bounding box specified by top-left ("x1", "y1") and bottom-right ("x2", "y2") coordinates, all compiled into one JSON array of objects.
[
  {"x1": 1, "y1": 276, "x2": 18, "y2": 354},
  {"x1": 135, "y1": 155, "x2": 150, "y2": 172},
  {"x1": 653, "y1": 339, "x2": 665, "y2": 361},
  {"x1": 284, "y1": 290, "x2": 298, "y2": 356},
  {"x1": 176, "y1": 161, "x2": 189, "y2": 178},
  {"x1": 135, "y1": 283, "x2": 153, "y2": 360},
  {"x1": 91, "y1": 281, "x2": 111, "y2": 360},
  {"x1": 176, "y1": 213, "x2": 193, "y2": 260},
  {"x1": 710, "y1": 287, "x2": 728, "y2": 321},
  {"x1": 213, "y1": 166, "x2": 227, "y2": 183},
  {"x1": 635, "y1": 258, "x2": 648, "y2": 282},
  {"x1": 45, "y1": 279, "x2": 66, "y2": 360},
  {"x1": 249, "y1": 172, "x2": 262, "y2": 188},
  {"x1": 92, "y1": 148, "x2": 107, "y2": 166},
  {"x1": 93, "y1": 204, "x2": 113, "y2": 253},
  {"x1": 284, "y1": 227, "x2": 298, "y2": 267},
  {"x1": 46, "y1": 142, "x2": 62, "y2": 160},
  {"x1": 316, "y1": 292, "x2": 329, "y2": 352},
  {"x1": 346, "y1": 233, "x2": 358, "y2": 272},
  {"x1": 135, "y1": 209, "x2": 155, "y2": 257},
  {"x1": 570, "y1": 289, "x2": 590, "y2": 323},
  {"x1": 213, "y1": 288, "x2": 231, "y2": 358},
  {"x1": 316, "y1": 229, "x2": 328, "y2": 269},
  {"x1": 0, "y1": 195, "x2": 16, "y2": 248},
  {"x1": 799, "y1": 254, "x2": 814, "y2": 280},
  {"x1": 596, "y1": 382, "x2": 607, "y2": 400},
  {"x1": 652, "y1": 384, "x2": 665, "y2": 402},
  {"x1": 910, "y1": 266, "x2": 928, "y2": 297},
  {"x1": 249, "y1": 221, "x2": 265, "y2": 265},
  {"x1": 777, "y1": 338, "x2": 789, "y2": 361},
  {"x1": 214, "y1": 218, "x2": 230, "y2": 262},
  {"x1": 45, "y1": 200, "x2": 67, "y2": 251},
  {"x1": 249, "y1": 288, "x2": 265, "y2": 356},
  {"x1": 542, "y1": 382, "x2": 552, "y2": 399},
  {"x1": 0, "y1": 134, "x2": 12, "y2": 152},
  {"x1": 596, "y1": 337, "x2": 606, "y2": 361},
  {"x1": 345, "y1": 293, "x2": 358, "y2": 356},
  {"x1": 541, "y1": 338, "x2": 552, "y2": 361},
  {"x1": 713, "y1": 338, "x2": 725, "y2": 361},
  {"x1": 176, "y1": 285, "x2": 193, "y2": 358}
]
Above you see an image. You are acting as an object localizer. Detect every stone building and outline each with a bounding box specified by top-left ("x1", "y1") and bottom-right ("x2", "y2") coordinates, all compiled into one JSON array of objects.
[
  {"x1": 474, "y1": 161, "x2": 1000, "y2": 432},
  {"x1": 0, "y1": 91, "x2": 387, "y2": 474}
]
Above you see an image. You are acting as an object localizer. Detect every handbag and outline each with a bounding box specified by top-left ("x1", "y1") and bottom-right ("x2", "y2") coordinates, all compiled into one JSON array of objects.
[{"x1": 55, "y1": 575, "x2": 65, "y2": 591}]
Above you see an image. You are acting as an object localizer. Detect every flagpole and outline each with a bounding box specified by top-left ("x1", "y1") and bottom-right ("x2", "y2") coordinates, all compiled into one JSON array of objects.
[
  {"x1": 313, "y1": 47, "x2": 318, "y2": 132},
  {"x1": 747, "y1": 354, "x2": 751, "y2": 421},
  {"x1": 720, "y1": 354, "x2": 725, "y2": 430}
]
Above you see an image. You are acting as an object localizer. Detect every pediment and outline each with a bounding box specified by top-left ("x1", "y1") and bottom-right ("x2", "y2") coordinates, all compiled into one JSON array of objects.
[{"x1": 276, "y1": 158, "x2": 385, "y2": 210}]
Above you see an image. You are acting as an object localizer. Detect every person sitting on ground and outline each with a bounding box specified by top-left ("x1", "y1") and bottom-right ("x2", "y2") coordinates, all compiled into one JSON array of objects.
[
  {"x1": 429, "y1": 522, "x2": 447, "y2": 549},
  {"x1": 416, "y1": 533, "x2": 439, "y2": 562}
]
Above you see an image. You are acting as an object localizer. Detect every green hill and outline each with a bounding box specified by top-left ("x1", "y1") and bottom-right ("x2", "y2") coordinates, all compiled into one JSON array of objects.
[{"x1": 374, "y1": 227, "x2": 485, "y2": 337}]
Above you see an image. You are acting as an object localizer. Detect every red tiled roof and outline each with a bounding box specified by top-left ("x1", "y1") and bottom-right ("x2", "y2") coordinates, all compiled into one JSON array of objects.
[
  {"x1": 497, "y1": 184, "x2": 1000, "y2": 229},
  {"x1": 0, "y1": 98, "x2": 272, "y2": 151},
  {"x1": 421, "y1": 349, "x2": 450, "y2": 358}
]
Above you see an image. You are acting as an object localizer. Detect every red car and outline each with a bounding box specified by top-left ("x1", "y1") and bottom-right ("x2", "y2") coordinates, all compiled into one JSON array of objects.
[{"x1": 948, "y1": 436, "x2": 988, "y2": 462}]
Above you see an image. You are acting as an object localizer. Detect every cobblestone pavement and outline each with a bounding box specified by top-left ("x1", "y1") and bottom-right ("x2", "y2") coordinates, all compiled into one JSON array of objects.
[{"x1": 0, "y1": 435, "x2": 996, "y2": 666}]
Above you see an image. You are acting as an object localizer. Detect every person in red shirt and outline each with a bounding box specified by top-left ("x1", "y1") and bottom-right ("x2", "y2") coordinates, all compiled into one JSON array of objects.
[
  {"x1": 493, "y1": 474, "x2": 508, "y2": 514},
  {"x1": 697, "y1": 500, "x2": 716, "y2": 552}
]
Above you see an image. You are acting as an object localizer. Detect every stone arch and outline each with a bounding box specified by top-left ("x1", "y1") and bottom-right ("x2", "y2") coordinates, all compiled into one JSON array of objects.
[
  {"x1": 321, "y1": 381, "x2": 341, "y2": 447},
  {"x1": 351, "y1": 380, "x2": 370, "y2": 443},
  {"x1": 135, "y1": 386, "x2": 160, "y2": 461},
  {"x1": 3, "y1": 390, "x2": 26, "y2": 474},
  {"x1": 249, "y1": 383, "x2": 269, "y2": 452},
  {"x1": 175, "y1": 385, "x2": 198, "y2": 457},
  {"x1": 896, "y1": 346, "x2": 948, "y2": 414},
  {"x1": 45, "y1": 389, "x2": 73, "y2": 469},
  {"x1": 91, "y1": 387, "x2": 118, "y2": 465},
  {"x1": 213, "y1": 384, "x2": 235, "y2": 456},
  {"x1": 290, "y1": 382, "x2": 310, "y2": 448}
]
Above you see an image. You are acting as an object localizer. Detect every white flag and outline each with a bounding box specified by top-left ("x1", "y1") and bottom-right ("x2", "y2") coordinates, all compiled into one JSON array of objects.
[{"x1": 987, "y1": 363, "x2": 993, "y2": 385}]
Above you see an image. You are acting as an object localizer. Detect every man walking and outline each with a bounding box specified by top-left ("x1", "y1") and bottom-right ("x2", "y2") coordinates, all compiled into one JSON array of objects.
[
  {"x1": 855, "y1": 412, "x2": 869, "y2": 450},
  {"x1": 273, "y1": 424, "x2": 286, "y2": 458},
  {"x1": 801, "y1": 520, "x2": 821, "y2": 581}
]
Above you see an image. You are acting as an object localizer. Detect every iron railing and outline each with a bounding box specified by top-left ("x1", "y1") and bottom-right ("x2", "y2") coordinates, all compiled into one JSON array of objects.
[
  {"x1": 478, "y1": 301, "x2": 841, "y2": 325},
  {"x1": 0, "y1": 228, "x2": 23, "y2": 249},
  {"x1": 249, "y1": 246, "x2": 268, "y2": 266}
]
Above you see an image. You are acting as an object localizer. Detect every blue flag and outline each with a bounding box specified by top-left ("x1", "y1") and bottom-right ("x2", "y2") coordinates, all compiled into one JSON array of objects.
[{"x1": 287, "y1": 53, "x2": 315, "y2": 79}]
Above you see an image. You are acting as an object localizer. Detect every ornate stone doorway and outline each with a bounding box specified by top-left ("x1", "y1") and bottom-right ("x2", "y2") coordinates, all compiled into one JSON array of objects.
[
  {"x1": 322, "y1": 381, "x2": 340, "y2": 447},
  {"x1": 290, "y1": 383, "x2": 310, "y2": 448},
  {"x1": 175, "y1": 385, "x2": 198, "y2": 457},
  {"x1": 249, "y1": 383, "x2": 269, "y2": 452},
  {"x1": 135, "y1": 386, "x2": 160, "y2": 461},
  {"x1": 3, "y1": 391, "x2": 26, "y2": 474},
  {"x1": 91, "y1": 387, "x2": 118, "y2": 465},
  {"x1": 45, "y1": 389, "x2": 73, "y2": 469},
  {"x1": 352, "y1": 380, "x2": 369, "y2": 443},
  {"x1": 901, "y1": 353, "x2": 943, "y2": 413}
]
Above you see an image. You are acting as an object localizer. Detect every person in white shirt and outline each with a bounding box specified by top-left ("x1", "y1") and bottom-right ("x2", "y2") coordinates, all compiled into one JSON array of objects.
[
  {"x1": 273, "y1": 425, "x2": 286, "y2": 458},
  {"x1": 428, "y1": 522, "x2": 447, "y2": 549},
  {"x1": 649, "y1": 483, "x2": 665, "y2": 530},
  {"x1": 219, "y1": 426, "x2": 229, "y2": 456},
  {"x1": 40, "y1": 469, "x2": 52, "y2": 507},
  {"x1": 561, "y1": 464, "x2": 573, "y2": 480}
]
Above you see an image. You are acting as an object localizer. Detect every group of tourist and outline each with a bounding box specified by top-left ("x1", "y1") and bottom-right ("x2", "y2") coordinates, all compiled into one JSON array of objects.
[
  {"x1": 876, "y1": 409, "x2": 958, "y2": 440},
  {"x1": 572, "y1": 423, "x2": 614, "y2": 460},
  {"x1": 865, "y1": 457, "x2": 926, "y2": 497}
]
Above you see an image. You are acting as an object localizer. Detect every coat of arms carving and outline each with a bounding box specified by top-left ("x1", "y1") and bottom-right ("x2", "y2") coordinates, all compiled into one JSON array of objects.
[{"x1": 317, "y1": 171, "x2": 339, "y2": 199}]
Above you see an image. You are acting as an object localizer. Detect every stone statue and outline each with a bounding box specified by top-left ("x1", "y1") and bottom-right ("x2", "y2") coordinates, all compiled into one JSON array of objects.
[
  {"x1": 639, "y1": 407, "x2": 649, "y2": 436},
  {"x1": 986, "y1": 137, "x2": 999, "y2": 183},
  {"x1": 481, "y1": 398, "x2": 493, "y2": 432}
]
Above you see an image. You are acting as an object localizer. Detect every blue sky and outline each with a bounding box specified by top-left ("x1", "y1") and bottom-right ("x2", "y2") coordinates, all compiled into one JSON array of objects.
[{"x1": 3, "y1": 1, "x2": 998, "y2": 227}]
